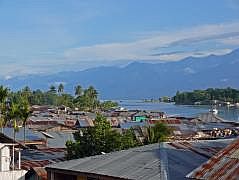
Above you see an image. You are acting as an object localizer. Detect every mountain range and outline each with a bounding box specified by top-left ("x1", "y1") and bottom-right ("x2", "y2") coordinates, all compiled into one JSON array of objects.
[{"x1": 1, "y1": 49, "x2": 239, "y2": 99}]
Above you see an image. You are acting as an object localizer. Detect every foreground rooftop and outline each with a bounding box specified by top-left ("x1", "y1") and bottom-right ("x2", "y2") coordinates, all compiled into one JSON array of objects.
[{"x1": 46, "y1": 138, "x2": 233, "y2": 180}]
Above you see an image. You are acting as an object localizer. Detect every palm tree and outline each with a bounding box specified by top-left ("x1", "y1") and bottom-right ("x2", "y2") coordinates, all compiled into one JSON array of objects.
[
  {"x1": 0, "y1": 86, "x2": 8, "y2": 132},
  {"x1": 58, "y1": 83, "x2": 64, "y2": 95},
  {"x1": 19, "y1": 96, "x2": 31, "y2": 144},
  {"x1": 7, "y1": 102, "x2": 21, "y2": 170},
  {"x1": 85, "y1": 86, "x2": 98, "y2": 99},
  {"x1": 0, "y1": 86, "x2": 8, "y2": 103},
  {"x1": 75, "y1": 85, "x2": 83, "y2": 97},
  {"x1": 49, "y1": 85, "x2": 57, "y2": 94},
  {"x1": 84, "y1": 86, "x2": 99, "y2": 111}
]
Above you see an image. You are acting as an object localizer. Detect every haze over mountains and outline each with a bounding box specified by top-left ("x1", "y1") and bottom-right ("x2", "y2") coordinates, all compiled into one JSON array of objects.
[{"x1": 1, "y1": 49, "x2": 239, "y2": 99}]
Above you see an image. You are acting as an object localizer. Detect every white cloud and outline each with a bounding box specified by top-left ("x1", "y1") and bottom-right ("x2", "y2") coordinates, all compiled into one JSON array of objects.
[
  {"x1": 219, "y1": 36, "x2": 239, "y2": 45},
  {"x1": 64, "y1": 22, "x2": 239, "y2": 62},
  {"x1": 157, "y1": 49, "x2": 233, "y2": 61},
  {"x1": 1, "y1": 22, "x2": 239, "y2": 78}
]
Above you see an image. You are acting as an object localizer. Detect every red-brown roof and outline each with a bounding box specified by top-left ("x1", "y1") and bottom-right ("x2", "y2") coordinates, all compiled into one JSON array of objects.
[
  {"x1": 187, "y1": 138, "x2": 239, "y2": 179},
  {"x1": 147, "y1": 119, "x2": 181, "y2": 125},
  {"x1": 32, "y1": 167, "x2": 47, "y2": 180}
]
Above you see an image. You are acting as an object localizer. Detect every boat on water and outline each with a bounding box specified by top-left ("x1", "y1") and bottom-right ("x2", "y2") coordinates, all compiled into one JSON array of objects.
[{"x1": 209, "y1": 108, "x2": 218, "y2": 115}]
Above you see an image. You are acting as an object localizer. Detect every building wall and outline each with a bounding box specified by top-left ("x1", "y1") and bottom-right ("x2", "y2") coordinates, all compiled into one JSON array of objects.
[
  {"x1": 0, "y1": 146, "x2": 10, "y2": 171},
  {"x1": 134, "y1": 116, "x2": 146, "y2": 122},
  {"x1": 0, "y1": 170, "x2": 26, "y2": 180},
  {"x1": 47, "y1": 171, "x2": 123, "y2": 180},
  {"x1": 48, "y1": 172, "x2": 77, "y2": 180}
]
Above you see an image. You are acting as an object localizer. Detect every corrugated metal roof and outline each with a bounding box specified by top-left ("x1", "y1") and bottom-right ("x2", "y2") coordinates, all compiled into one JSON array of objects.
[
  {"x1": 46, "y1": 139, "x2": 232, "y2": 180},
  {"x1": 33, "y1": 167, "x2": 47, "y2": 180},
  {"x1": 147, "y1": 119, "x2": 181, "y2": 125},
  {"x1": 187, "y1": 137, "x2": 239, "y2": 179},
  {"x1": 21, "y1": 148, "x2": 65, "y2": 162},
  {"x1": 163, "y1": 139, "x2": 233, "y2": 180},
  {"x1": 3, "y1": 127, "x2": 74, "y2": 148},
  {"x1": 47, "y1": 143, "x2": 162, "y2": 180}
]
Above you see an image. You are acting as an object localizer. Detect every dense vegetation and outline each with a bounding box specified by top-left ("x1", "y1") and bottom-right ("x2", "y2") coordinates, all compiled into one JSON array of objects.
[
  {"x1": 0, "y1": 85, "x2": 31, "y2": 143},
  {"x1": 5, "y1": 84, "x2": 117, "y2": 111},
  {"x1": 174, "y1": 87, "x2": 239, "y2": 105},
  {"x1": 66, "y1": 114, "x2": 138, "y2": 159},
  {"x1": 0, "y1": 84, "x2": 117, "y2": 143},
  {"x1": 66, "y1": 114, "x2": 171, "y2": 159}
]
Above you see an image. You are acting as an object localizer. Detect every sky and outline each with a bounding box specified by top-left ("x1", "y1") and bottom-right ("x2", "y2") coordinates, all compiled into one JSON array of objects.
[{"x1": 0, "y1": 0, "x2": 239, "y2": 78}]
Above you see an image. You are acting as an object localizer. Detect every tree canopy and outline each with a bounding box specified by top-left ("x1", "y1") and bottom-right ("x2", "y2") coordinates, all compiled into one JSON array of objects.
[
  {"x1": 66, "y1": 114, "x2": 139, "y2": 159},
  {"x1": 0, "y1": 84, "x2": 117, "y2": 111},
  {"x1": 174, "y1": 87, "x2": 239, "y2": 105},
  {"x1": 66, "y1": 115, "x2": 171, "y2": 160}
]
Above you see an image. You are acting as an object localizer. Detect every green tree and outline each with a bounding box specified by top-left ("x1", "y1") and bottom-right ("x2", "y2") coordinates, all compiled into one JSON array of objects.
[
  {"x1": 75, "y1": 85, "x2": 83, "y2": 97},
  {"x1": 18, "y1": 96, "x2": 31, "y2": 144},
  {"x1": 146, "y1": 122, "x2": 171, "y2": 143},
  {"x1": 74, "y1": 86, "x2": 100, "y2": 111},
  {"x1": 85, "y1": 86, "x2": 98, "y2": 99},
  {"x1": 0, "y1": 86, "x2": 8, "y2": 131},
  {"x1": 121, "y1": 129, "x2": 138, "y2": 149},
  {"x1": 100, "y1": 101, "x2": 118, "y2": 111},
  {"x1": 49, "y1": 85, "x2": 57, "y2": 94},
  {"x1": 66, "y1": 114, "x2": 138, "y2": 159},
  {"x1": 58, "y1": 83, "x2": 64, "y2": 95},
  {"x1": 0, "y1": 86, "x2": 8, "y2": 103}
]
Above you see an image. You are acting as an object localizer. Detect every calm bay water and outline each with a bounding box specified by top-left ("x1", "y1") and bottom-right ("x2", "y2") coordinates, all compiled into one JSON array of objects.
[{"x1": 117, "y1": 100, "x2": 239, "y2": 122}]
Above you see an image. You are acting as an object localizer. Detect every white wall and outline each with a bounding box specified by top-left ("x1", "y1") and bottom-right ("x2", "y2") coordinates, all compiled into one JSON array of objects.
[
  {"x1": 0, "y1": 146, "x2": 10, "y2": 171},
  {"x1": 0, "y1": 170, "x2": 26, "y2": 180}
]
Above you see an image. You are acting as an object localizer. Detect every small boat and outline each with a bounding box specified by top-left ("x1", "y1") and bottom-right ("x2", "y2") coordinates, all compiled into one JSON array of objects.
[{"x1": 209, "y1": 108, "x2": 218, "y2": 115}]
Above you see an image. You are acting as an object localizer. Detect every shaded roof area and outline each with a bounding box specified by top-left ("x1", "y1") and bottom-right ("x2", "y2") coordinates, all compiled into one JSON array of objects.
[
  {"x1": 187, "y1": 137, "x2": 239, "y2": 179},
  {"x1": 161, "y1": 139, "x2": 233, "y2": 180},
  {"x1": 0, "y1": 132, "x2": 26, "y2": 148},
  {"x1": 21, "y1": 148, "x2": 66, "y2": 170},
  {"x1": 3, "y1": 127, "x2": 74, "y2": 148},
  {"x1": 46, "y1": 139, "x2": 233, "y2": 180},
  {"x1": 47, "y1": 143, "x2": 162, "y2": 180}
]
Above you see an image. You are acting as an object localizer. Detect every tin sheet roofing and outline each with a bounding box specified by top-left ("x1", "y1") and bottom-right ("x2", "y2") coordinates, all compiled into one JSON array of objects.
[
  {"x1": 187, "y1": 137, "x2": 239, "y2": 179},
  {"x1": 46, "y1": 139, "x2": 232, "y2": 180},
  {"x1": 3, "y1": 127, "x2": 74, "y2": 148},
  {"x1": 47, "y1": 143, "x2": 162, "y2": 180},
  {"x1": 32, "y1": 167, "x2": 47, "y2": 180}
]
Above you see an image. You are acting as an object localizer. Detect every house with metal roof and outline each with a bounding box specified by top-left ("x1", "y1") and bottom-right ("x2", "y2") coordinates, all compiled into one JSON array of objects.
[
  {"x1": 45, "y1": 139, "x2": 233, "y2": 180},
  {"x1": 187, "y1": 137, "x2": 239, "y2": 179}
]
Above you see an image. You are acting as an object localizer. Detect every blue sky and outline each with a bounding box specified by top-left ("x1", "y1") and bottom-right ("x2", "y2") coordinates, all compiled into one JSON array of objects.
[{"x1": 1, "y1": 0, "x2": 239, "y2": 78}]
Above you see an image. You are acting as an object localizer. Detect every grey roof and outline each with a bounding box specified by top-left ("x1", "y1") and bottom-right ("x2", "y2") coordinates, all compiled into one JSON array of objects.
[
  {"x1": 47, "y1": 143, "x2": 162, "y2": 180},
  {"x1": 120, "y1": 121, "x2": 146, "y2": 129},
  {"x1": 46, "y1": 139, "x2": 233, "y2": 180},
  {"x1": 3, "y1": 127, "x2": 74, "y2": 148},
  {"x1": 21, "y1": 148, "x2": 65, "y2": 161},
  {"x1": 163, "y1": 139, "x2": 233, "y2": 180}
]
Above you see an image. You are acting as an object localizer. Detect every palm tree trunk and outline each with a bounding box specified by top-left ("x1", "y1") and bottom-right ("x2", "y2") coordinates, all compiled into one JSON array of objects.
[
  {"x1": 23, "y1": 122, "x2": 26, "y2": 145},
  {"x1": 13, "y1": 127, "x2": 15, "y2": 170}
]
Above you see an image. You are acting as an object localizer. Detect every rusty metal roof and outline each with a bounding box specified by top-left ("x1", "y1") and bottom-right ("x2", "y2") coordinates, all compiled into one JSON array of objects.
[
  {"x1": 187, "y1": 137, "x2": 239, "y2": 179},
  {"x1": 147, "y1": 119, "x2": 181, "y2": 125},
  {"x1": 21, "y1": 148, "x2": 66, "y2": 170},
  {"x1": 33, "y1": 167, "x2": 47, "y2": 180}
]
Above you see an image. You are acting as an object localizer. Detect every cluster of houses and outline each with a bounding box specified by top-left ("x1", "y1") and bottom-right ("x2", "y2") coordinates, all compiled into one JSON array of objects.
[{"x1": 1, "y1": 104, "x2": 239, "y2": 179}]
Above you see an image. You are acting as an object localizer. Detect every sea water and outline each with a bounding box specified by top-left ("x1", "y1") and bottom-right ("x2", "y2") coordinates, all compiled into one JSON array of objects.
[{"x1": 118, "y1": 100, "x2": 239, "y2": 122}]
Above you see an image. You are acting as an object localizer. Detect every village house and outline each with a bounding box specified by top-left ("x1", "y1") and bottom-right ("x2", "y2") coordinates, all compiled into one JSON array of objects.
[{"x1": 45, "y1": 138, "x2": 234, "y2": 180}]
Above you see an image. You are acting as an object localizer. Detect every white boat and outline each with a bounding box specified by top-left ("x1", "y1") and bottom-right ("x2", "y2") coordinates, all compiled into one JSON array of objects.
[{"x1": 209, "y1": 108, "x2": 218, "y2": 115}]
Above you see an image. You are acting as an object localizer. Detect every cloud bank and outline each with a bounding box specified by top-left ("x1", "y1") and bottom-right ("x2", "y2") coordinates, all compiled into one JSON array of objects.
[
  {"x1": 64, "y1": 22, "x2": 239, "y2": 62},
  {"x1": 1, "y1": 22, "x2": 239, "y2": 78}
]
